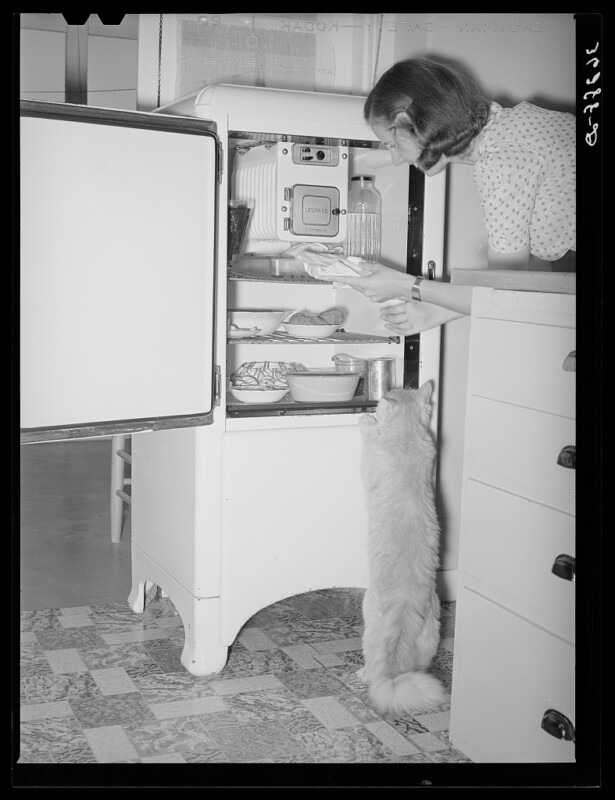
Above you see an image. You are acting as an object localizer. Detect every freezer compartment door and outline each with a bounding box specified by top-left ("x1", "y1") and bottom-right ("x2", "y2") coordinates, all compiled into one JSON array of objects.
[{"x1": 20, "y1": 101, "x2": 220, "y2": 443}]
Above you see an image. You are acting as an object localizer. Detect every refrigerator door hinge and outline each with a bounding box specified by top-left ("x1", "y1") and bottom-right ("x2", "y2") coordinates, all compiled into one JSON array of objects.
[
  {"x1": 216, "y1": 142, "x2": 224, "y2": 184},
  {"x1": 214, "y1": 365, "x2": 222, "y2": 405}
]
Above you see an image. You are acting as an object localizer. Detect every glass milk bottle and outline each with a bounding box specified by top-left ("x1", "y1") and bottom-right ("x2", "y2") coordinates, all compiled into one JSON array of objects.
[{"x1": 345, "y1": 175, "x2": 382, "y2": 261}]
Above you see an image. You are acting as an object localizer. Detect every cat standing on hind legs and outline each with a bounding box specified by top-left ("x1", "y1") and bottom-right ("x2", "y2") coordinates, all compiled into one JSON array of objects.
[{"x1": 357, "y1": 382, "x2": 446, "y2": 714}]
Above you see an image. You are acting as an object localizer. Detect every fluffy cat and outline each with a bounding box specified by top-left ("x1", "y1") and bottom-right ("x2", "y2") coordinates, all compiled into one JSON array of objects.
[{"x1": 357, "y1": 382, "x2": 445, "y2": 714}]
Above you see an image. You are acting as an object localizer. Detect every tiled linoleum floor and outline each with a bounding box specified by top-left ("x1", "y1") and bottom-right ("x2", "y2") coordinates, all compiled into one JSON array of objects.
[
  {"x1": 19, "y1": 591, "x2": 465, "y2": 765},
  {"x1": 18, "y1": 439, "x2": 470, "y2": 768}
]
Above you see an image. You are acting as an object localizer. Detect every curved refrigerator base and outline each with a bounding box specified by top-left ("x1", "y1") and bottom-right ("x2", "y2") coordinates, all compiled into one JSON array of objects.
[{"x1": 130, "y1": 416, "x2": 372, "y2": 675}]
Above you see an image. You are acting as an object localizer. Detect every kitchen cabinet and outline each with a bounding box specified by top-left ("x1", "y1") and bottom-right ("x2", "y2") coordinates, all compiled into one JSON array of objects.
[{"x1": 449, "y1": 287, "x2": 576, "y2": 763}]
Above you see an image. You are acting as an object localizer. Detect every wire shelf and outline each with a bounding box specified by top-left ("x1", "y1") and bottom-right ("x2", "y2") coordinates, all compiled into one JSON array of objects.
[
  {"x1": 226, "y1": 394, "x2": 378, "y2": 418},
  {"x1": 228, "y1": 269, "x2": 323, "y2": 284},
  {"x1": 227, "y1": 331, "x2": 400, "y2": 345}
]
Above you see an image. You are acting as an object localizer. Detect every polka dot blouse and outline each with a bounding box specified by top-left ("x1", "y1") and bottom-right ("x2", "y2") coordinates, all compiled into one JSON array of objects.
[{"x1": 474, "y1": 101, "x2": 576, "y2": 261}]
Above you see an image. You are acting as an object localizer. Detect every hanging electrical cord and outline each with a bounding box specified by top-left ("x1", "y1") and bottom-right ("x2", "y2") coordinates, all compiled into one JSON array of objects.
[
  {"x1": 245, "y1": 13, "x2": 260, "y2": 48},
  {"x1": 246, "y1": 13, "x2": 264, "y2": 87},
  {"x1": 372, "y1": 13, "x2": 384, "y2": 87},
  {"x1": 157, "y1": 13, "x2": 163, "y2": 107}
]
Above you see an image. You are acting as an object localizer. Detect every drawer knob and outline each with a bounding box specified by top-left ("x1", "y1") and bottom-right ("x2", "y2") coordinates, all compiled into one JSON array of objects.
[
  {"x1": 557, "y1": 445, "x2": 576, "y2": 469},
  {"x1": 552, "y1": 553, "x2": 576, "y2": 581},
  {"x1": 562, "y1": 350, "x2": 576, "y2": 372},
  {"x1": 541, "y1": 708, "x2": 575, "y2": 742}
]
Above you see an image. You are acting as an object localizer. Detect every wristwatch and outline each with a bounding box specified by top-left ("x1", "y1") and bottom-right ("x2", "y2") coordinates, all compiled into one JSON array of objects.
[{"x1": 411, "y1": 275, "x2": 424, "y2": 302}]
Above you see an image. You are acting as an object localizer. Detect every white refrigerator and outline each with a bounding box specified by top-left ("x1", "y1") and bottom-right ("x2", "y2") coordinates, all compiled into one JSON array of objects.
[{"x1": 20, "y1": 85, "x2": 445, "y2": 675}]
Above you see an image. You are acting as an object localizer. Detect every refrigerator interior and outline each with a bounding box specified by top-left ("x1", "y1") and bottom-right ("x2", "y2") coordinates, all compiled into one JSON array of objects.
[{"x1": 223, "y1": 132, "x2": 414, "y2": 421}]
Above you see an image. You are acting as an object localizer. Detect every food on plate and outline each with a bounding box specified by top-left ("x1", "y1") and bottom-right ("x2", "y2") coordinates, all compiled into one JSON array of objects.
[
  {"x1": 318, "y1": 308, "x2": 344, "y2": 325},
  {"x1": 288, "y1": 312, "x2": 322, "y2": 325},
  {"x1": 230, "y1": 361, "x2": 306, "y2": 390},
  {"x1": 287, "y1": 308, "x2": 344, "y2": 326}
]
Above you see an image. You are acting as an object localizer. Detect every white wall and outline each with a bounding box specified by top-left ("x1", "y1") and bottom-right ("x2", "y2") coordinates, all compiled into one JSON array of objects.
[
  {"x1": 20, "y1": 29, "x2": 66, "y2": 103},
  {"x1": 391, "y1": 13, "x2": 576, "y2": 578},
  {"x1": 88, "y1": 35, "x2": 138, "y2": 109},
  {"x1": 136, "y1": 13, "x2": 394, "y2": 111},
  {"x1": 19, "y1": 17, "x2": 138, "y2": 110}
]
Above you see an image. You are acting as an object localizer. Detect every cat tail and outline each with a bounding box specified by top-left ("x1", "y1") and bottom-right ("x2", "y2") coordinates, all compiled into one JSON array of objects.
[{"x1": 368, "y1": 670, "x2": 445, "y2": 715}]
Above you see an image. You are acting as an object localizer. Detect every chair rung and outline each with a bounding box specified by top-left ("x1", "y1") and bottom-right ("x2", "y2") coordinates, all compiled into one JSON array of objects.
[
  {"x1": 116, "y1": 489, "x2": 132, "y2": 505},
  {"x1": 118, "y1": 449, "x2": 132, "y2": 464}
]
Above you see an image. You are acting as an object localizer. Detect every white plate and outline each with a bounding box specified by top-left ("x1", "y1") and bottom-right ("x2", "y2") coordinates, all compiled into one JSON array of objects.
[{"x1": 228, "y1": 326, "x2": 262, "y2": 339}]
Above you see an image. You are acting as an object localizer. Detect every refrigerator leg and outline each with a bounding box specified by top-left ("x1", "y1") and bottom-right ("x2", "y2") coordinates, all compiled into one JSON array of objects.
[
  {"x1": 128, "y1": 544, "x2": 229, "y2": 676},
  {"x1": 175, "y1": 597, "x2": 229, "y2": 677}
]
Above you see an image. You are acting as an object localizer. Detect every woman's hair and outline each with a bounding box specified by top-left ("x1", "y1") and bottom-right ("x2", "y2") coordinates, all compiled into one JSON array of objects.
[{"x1": 364, "y1": 59, "x2": 490, "y2": 170}]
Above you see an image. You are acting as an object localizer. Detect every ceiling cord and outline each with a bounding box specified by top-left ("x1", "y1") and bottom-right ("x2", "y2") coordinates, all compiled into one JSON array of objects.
[
  {"x1": 157, "y1": 13, "x2": 163, "y2": 107},
  {"x1": 372, "y1": 13, "x2": 384, "y2": 88}
]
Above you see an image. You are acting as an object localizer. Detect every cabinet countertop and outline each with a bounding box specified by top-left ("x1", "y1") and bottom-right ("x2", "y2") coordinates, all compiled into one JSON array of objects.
[{"x1": 451, "y1": 269, "x2": 576, "y2": 295}]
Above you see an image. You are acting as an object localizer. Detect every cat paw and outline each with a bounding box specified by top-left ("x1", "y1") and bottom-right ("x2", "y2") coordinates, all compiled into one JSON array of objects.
[{"x1": 355, "y1": 666, "x2": 369, "y2": 684}]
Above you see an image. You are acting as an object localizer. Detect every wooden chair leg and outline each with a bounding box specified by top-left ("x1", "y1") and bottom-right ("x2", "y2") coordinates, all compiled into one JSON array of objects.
[{"x1": 110, "y1": 435, "x2": 125, "y2": 543}]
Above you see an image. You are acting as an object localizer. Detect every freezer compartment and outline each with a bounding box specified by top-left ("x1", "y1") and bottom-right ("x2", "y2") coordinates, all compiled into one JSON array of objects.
[{"x1": 231, "y1": 140, "x2": 349, "y2": 248}]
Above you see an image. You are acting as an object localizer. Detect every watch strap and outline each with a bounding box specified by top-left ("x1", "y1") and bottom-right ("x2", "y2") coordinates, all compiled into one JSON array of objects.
[{"x1": 411, "y1": 276, "x2": 424, "y2": 302}]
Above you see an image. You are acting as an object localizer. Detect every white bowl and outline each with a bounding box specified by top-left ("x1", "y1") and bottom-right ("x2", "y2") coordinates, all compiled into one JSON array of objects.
[
  {"x1": 229, "y1": 387, "x2": 288, "y2": 404},
  {"x1": 228, "y1": 309, "x2": 287, "y2": 338},
  {"x1": 282, "y1": 322, "x2": 339, "y2": 339},
  {"x1": 286, "y1": 370, "x2": 360, "y2": 402}
]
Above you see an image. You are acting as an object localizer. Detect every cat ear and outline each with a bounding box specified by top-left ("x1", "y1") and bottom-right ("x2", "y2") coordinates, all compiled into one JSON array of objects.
[
  {"x1": 417, "y1": 381, "x2": 433, "y2": 404},
  {"x1": 359, "y1": 413, "x2": 378, "y2": 438}
]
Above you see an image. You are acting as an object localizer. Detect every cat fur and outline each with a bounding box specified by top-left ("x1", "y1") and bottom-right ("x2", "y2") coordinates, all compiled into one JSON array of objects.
[{"x1": 357, "y1": 382, "x2": 445, "y2": 714}]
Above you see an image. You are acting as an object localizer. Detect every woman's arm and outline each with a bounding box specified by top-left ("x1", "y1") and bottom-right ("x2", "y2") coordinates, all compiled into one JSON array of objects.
[
  {"x1": 380, "y1": 300, "x2": 465, "y2": 335},
  {"x1": 342, "y1": 261, "x2": 473, "y2": 316}
]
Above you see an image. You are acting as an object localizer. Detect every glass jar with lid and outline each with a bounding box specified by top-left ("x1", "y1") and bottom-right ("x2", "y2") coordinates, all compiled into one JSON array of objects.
[{"x1": 345, "y1": 175, "x2": 382, "y2": 261}]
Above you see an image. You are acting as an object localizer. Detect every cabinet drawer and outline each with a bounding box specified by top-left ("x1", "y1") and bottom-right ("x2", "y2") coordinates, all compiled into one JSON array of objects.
[
  {"x1": 461, "y1": 480, "x2": 575, "y2": 638},
  {"x1": 471, "y1": 317, "x2": 575, "y2": 418},
  {"x1": 467, "y1": 397, "x2": 576, "y2": 514},
  {"x1": 450, "y1": 587, "x2": 575, "y2": 763}
]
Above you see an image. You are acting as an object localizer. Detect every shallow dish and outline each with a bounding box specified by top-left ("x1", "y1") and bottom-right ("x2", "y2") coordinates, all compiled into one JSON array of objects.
[
  {"x1": 230, "y1": 361, "x2": 306, "y2": 390},
  {"x1": 228, "y1": 309, "x2": 287, "y2": 338},
  {"x1": 282, "y1": 322, "x2": 339, "y2": 339},
  {"x1": 232, "y1": 255, "x2": 305, "y2": 277},
  {"x1": 285, "y1": 370, "x2": 360, "y2": 402},
  {"x1": 229, "y1": 387, "x2": 288, "y2": 404}
]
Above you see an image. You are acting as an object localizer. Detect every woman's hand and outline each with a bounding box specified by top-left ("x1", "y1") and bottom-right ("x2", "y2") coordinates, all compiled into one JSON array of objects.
[
  {"x1": 380, "y1": 299, "x2": 465, "y2": 335},
  {"x1": 341, "y1": 261, "x2": 413, "y2": 303}
]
